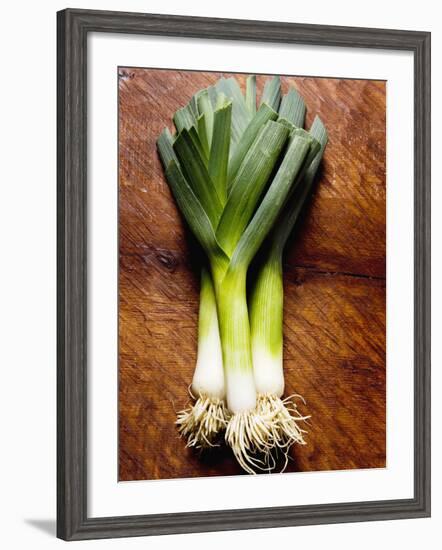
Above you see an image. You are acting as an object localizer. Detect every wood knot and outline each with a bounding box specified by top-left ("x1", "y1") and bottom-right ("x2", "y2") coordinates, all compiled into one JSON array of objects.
[
  {"x1": 118, "y1": 69, "x2": 135, "y2": 81},
  {"x1": 292, "y1": 269, "x2": 306, "y2": 287},
  {"x1": 155, "y1": 251, "x2": 178, "y2": 272}
]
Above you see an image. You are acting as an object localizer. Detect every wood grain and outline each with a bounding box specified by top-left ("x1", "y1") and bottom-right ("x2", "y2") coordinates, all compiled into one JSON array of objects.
[{"x1": 118, "y1": 68, "x2": 386, "y2": 480}]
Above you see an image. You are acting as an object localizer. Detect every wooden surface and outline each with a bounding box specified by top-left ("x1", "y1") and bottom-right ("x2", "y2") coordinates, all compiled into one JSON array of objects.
[{"x1": 118, "y1": 68, "x2": 386, "y2": 480}]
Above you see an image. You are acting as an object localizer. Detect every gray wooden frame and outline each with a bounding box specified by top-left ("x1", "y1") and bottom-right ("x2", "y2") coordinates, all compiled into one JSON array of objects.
[{"x1": 57, "y1": 8, "x2": 431, "y2": 541}]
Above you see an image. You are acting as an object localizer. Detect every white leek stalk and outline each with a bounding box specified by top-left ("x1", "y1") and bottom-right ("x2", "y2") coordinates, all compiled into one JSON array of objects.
[{"x1": 176, "y1": 267, "x2": 229, "y2": 447}]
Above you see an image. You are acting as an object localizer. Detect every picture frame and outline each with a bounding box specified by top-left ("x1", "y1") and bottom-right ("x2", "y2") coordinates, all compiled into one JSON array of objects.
[{"x1": 57, "y1": 8, "x2": 431, "y2": 541}]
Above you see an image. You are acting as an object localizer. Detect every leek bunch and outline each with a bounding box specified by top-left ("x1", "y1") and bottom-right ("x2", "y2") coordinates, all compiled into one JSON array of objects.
[{"x1": 157, "y1": 75, "x2": 327, "y2": 473}]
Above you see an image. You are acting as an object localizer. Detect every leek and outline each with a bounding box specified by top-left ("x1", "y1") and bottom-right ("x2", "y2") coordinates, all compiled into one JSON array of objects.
[
  {"x1": 176, "y1": 267, "x2": 228, "y2": 447},
  {"x1": 216, "y1": 133, "x2": 311, "y2": 472},
  {"x1": 158, "y1": 124, "x2": 229, "y2": 448},
  {"x1": 250, "y1": 116, "x2": 328, "y2": 456}
]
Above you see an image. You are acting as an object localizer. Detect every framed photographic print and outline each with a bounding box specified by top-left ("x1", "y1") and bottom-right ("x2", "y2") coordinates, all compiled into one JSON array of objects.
[{"x1": 57, "y1": 8, "x2": 431, "y2": 541}]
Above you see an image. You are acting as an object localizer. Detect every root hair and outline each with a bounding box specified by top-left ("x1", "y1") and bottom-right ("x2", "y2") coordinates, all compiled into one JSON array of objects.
[
  {"x1": 176, "y1": 395, "x2": 230, "y2": 449},
  {"x1": 256, "y1": 393, "x2": 310, "y2": 472}
]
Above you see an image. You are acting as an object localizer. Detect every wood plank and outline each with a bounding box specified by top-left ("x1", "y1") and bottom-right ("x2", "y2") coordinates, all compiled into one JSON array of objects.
[
  {"x1": 119, "y1": 254, "x2": 385, "y2": 479},
  {"x1": 282, "y1": 268, "x2": 385, "y2": 472},
  {"x1": 118, "y1": 68, "x2": 386, "y2": 480},
  {"x1": 118, "y1": 68, "x2": 386, "y2": 277}
]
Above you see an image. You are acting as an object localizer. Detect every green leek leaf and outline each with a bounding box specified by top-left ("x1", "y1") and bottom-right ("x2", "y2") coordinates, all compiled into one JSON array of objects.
[
  {"x1": 245, "y1": 75, "x2": 257, "y2": 115},
  {"x1": 278, "y1": 87, "x2": 306, "y2": 128},
  {"x1": 173, "y1": 104, "x2": 196, "y2": 133},
  {"x1": 216, "y1": 77, "x2": 251, "y2": 148},
  {"x1": 230, "y1": 135, "x2": 310, "y2": 270},
  {"x1": 157, "y1": 128, "x2": 178, "y2": 169},
  {"x1": 197, "y1": 89, "x2": 214, "y2": 147},
  {"x1": 208, "y1": 101, "x2": 232, "y2": 206},
  {"x1": 189, "y1": 95, "x2": 199, "y2": 119},
  {"x1": 187, "y1": 124, "x2": 209, "y2": 165},
  {"x1": 173, "y1": 129, "x2": 222, "y2": 227},
  {"x1": 270, "y1": 116, "x2": 328, "y2": 252},
  {"x1": 164, "y1": 160, "x2": 229, "y2": 273},
  {"x1": 260, "y1": 76, "x2": 281, "y2": 112},
  {"x1": 208, "y1": 85, "x2": 218, "y2": 108},
  {"x1": 216, "y1": 120, "x2": 289, "y2": 256},
  {"x1": 197, "y1": 114, "x2": 210, "y2": 159},
  {"x1": 227, "y1": 102, "x2": 278, "y2": 189}
]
